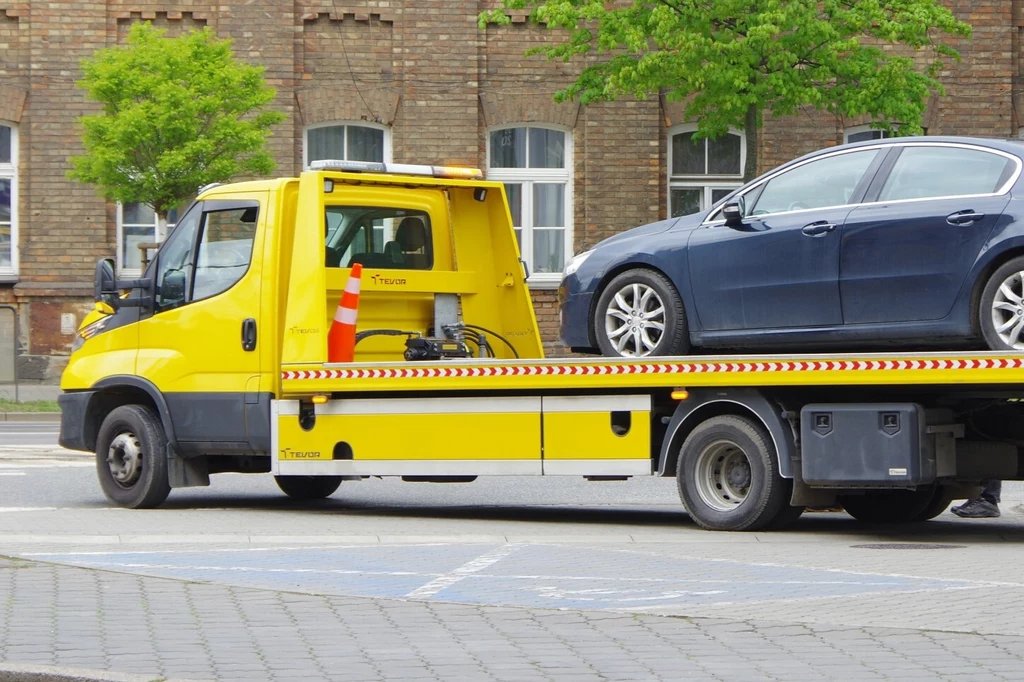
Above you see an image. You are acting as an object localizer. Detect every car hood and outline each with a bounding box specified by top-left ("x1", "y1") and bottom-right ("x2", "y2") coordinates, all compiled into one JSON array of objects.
[{"x1": 591, "y1": 213, "x2": 702, "y2": 251}]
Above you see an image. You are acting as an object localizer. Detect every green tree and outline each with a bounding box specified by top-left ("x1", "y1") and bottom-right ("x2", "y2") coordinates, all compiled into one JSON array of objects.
[
  {"x1": 481, "y1": 0, "x2": 971, "y2": 181},
  {"x1": 69, "y1": 23, "x2": 285, "y2": 240}
]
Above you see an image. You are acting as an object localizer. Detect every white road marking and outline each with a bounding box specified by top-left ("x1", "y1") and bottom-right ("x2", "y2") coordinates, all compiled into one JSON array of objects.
[
  {"x1": 404, "y1": 543, "x2": 524, "y2": 598},
  {"x1": 0, "y1": 472, "x2": 26, "y2": 476}
]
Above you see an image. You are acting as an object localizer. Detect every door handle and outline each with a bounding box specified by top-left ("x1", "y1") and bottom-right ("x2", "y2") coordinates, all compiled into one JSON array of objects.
[
  {"x1": 242, "y1": 318, "x2": 257, "y2": 352},
  {"x1": 801, "y1": 221, "x2": 837, "y2": 237},
  {"x1": 946, "y1": 210, "x2": 985, "y2": 225}
]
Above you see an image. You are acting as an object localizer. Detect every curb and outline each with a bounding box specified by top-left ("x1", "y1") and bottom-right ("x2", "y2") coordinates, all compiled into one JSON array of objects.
[
  {"x1": 0, "y1": 663, "x2": 209, "y2": 682},
  {"x1": 0, "y1": 411, "x2": 61, "y2": 422}
]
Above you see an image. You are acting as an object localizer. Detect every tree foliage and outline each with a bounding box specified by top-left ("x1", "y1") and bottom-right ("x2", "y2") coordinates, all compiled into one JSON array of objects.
[
  {"x1": 69, "y1": 23, "x2": 285, "y2": 228},
  {"x1": 481, "y1": 0, "x2": 972, "y2": 180}
]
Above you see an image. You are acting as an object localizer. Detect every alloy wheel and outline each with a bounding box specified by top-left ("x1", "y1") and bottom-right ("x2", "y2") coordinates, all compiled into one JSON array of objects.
[{"x1": 603, "y1": 282, "x2": 666, "y2": 356}]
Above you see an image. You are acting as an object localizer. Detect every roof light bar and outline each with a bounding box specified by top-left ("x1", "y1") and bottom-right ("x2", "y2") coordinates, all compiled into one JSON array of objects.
[{"x1": 309, "y1": 159, "x2": 483, "y2": 180}]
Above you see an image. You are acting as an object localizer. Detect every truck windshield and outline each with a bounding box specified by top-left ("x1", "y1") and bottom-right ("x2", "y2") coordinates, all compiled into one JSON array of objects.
[{"x1": 325, "y1": 206, "x2": 432, "y2": 270}]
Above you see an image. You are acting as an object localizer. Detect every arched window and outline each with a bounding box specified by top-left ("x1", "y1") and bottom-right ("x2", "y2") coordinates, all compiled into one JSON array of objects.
[
  {"x1": 487, "y1": 125, "x2": 573, "y2": 284},
  {"x1": 0, "y1": 123, "x2": 17, "y2": 277},
  {"x1": 303, "y1": 122, "x2": 391, "y2": 168},
  {"x1": 845, "y1": 124, "x2": 893, "y2": 144},
  {"x1": 668, "y1": 124, "x2": 744, "y2": 218},
  {"x1": 845, "y1": 123, "x2": 925, "y2": 144}
]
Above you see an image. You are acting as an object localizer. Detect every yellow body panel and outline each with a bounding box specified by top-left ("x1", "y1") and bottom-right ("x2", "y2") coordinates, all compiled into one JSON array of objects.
[
  {"x1": 60, "y1": 320, "x2": 139, "y2": 391},
  {"x1": 137, "y1": 191, "x2": 268, "y2": 394},
  {"x1": 543, "y1": 396, "x2": 651, "y2": 460},
  {"x1": 275, "y1": 397, "x2": 542, "y2": 461}
]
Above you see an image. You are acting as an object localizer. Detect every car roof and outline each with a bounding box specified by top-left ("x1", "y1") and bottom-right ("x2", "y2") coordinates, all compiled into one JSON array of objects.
[{"x1": 787, "y1": 135, "x2": 1024, "y2": 169}]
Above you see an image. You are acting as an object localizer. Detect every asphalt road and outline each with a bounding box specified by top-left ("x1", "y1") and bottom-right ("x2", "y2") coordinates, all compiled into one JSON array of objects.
[{"x1": 0, "y1": 420, "x2": 60, "y2": 446}]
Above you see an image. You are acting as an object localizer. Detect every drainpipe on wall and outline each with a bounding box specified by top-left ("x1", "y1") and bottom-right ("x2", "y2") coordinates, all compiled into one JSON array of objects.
[{"x1": 0, "y1": 303, "x2": 19, "y2": 403}]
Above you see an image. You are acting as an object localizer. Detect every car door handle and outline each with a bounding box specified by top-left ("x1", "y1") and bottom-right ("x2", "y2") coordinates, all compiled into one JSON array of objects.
[
  {"x1": 801, "y1": 221, "x2": 837, "y2": 237},
  {"x1": 946, "y1": 210, "x2": 985, "y2": 225},
  {"x1": 242, "y1": 318, "x2": 257, "y2": 352}
]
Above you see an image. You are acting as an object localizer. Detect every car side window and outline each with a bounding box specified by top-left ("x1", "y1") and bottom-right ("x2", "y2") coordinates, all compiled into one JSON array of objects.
[
  {"x1": 750, "y1": 150, "x2": 880, "y2": 216},
  {"x1": 877, "y1": 146, "x2": 1014, "y2": 202},
  {"x1": 153, "y1": 206, "x2": 201, "y2": 311},
  {"x1": 192, "y1": 206, "x2": 258, "y2": 301}
]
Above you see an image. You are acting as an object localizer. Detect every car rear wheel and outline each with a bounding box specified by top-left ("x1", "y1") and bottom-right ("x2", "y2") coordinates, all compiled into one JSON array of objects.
[
  {"x1": 593, "y1": 269, "x2": 689, "y2": 357},
  {"x1": 980, "y1": 256, "x2": 1024, "y2": 351}
]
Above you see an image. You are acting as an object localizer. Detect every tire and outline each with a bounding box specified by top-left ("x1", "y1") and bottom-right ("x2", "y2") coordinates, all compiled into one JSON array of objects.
[
  {"x1": 95, "y1": 405, "x2": 171, "y2": 509},
  {"x1": 275, "y1": 475, "x2": 343, "y2": 500},
  {"x1": 979, "y1": 255, "x2": 1024, "y2": 351},
  {"x1": 911, "y1": 487, "x2": 955, "y2": 522},
  {"x1": 677, "y1": 415, "x2": 792, "y2": 531},
  {"x1": 594, "y1": 269, "x2": 689, "y2": 357},
  {"x1": 838, "y1": 486, "x2": 941, "y2": 524}
]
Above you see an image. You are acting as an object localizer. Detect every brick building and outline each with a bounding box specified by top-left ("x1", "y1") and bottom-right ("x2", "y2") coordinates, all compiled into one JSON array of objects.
[{"x1": 0, "y1": 0, "x2": 1015, "y2": 382}]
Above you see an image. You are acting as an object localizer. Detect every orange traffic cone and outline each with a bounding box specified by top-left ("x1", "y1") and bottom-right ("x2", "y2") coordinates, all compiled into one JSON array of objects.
[{"x1": 328, "y1": 263, "x2": 362, "y2": 362}]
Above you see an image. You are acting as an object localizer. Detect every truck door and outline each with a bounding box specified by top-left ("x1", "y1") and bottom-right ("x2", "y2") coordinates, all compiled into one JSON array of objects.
[{"x1": 136, "y1": 196, "x2": 266, "y2": 454}]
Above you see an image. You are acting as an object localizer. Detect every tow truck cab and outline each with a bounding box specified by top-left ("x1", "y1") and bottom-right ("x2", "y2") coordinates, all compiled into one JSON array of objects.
[{"x1": 59, "y1": 162, "x2": 540, "y2": 488}]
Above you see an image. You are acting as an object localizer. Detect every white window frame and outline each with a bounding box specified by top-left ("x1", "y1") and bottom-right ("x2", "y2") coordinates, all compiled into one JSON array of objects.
[
  {"x1": 667, "y1": 123, "x2": 744, "y2": 219},
  {"x1": 844, "y1": 124, "x2": 894, "y2": 144},
  {"x1": 116, "y1": 203, "x2": 182, "y2": 277},
  {"x1": 486, "y1": 125, "x2": 573, "y2": 288},
  {"x1": 0, "y1": 123, "x2": 18, "y2": 279},
  {"x1": 302, "y1": 121, "x2": 392, "y2": 169}
]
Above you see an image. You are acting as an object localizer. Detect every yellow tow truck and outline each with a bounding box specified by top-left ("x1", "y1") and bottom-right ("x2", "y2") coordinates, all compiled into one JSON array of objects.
[{"x1": 58, "y1": 161, "x2": 1024, "y2": 531}]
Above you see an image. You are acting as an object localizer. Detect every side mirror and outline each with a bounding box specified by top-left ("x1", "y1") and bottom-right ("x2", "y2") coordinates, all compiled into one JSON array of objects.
[
  {"x1": 722, "y1": 199, "x2": 745, "y2": 227},
  {"x1": 93, "y1": 257, "x2": 155, "y2": 311},
  {"x1": 94, "y1": 258, "x2": 119, "y2": 310},
  {"x1": 161, "y1": 269, "x2": 187, "y2": 305}
]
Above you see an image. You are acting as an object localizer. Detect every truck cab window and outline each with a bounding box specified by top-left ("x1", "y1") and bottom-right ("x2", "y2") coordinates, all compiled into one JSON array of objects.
[
  {"x1": 325, "y1": 206, "x2": 432, "y2": 270},
  {"x1": 154, "y1": 206, "x2": 201, "y2": 310},
  {"x1": 192, "y1": 206, "x2": 258, "y2": 301}
]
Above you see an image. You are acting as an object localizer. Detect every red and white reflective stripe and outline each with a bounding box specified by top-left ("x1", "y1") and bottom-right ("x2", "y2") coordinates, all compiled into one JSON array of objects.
[
  {"x1": 334, "y1": 307, "x2": 358, "y2": 325},
  {"x1": 344, "y1": 277, "x2": 361, "y2": 295},
  {"x1": 281, "y1": 357, "x2": 1024, "y2": 381}
]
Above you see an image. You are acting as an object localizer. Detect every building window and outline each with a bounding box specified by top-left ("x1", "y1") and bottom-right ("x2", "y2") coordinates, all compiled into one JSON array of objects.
[
  {"x1": 303, "y1": 122, "x2": 390, "y2": 168},
  {"x1": 0, "y1": 124, "x2": 17, "y2": 277},
  {"x1": 668, "y1": 125, "x2": 744, "y2": 218},
  {"x1": 844, "y1": 124, "x2": 925, "y2": 144},
  {"x1": 487, "y1": 126, "x2": 572, "y2": 284},
  {"x1": 117, "y1": 202, "x2": 185, "y2": 276}
]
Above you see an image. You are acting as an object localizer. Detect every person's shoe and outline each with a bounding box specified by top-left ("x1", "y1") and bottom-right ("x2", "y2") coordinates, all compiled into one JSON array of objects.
[{"x1": 950, "y1": 498, "x2": 1000, "y2": 518}]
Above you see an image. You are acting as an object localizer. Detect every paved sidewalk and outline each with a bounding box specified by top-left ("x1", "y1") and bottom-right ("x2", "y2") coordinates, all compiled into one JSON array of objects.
[{"x1": 2, "y1": 553, "x2": 1024, "y2": 681}]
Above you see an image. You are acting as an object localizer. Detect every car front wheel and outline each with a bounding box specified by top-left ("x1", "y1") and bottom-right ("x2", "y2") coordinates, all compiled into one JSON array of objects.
[
  {"x1": 593, "y1": 269, "x2": 689, "y2": 357},
  {"x1": 980, "y1": 256, "x2": 1024, "y2": 351}
]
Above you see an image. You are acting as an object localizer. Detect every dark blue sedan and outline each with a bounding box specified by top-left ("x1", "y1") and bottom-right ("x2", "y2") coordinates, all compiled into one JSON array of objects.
[{"x1": 559, "y1": 136, "x2": 1024, "y2": 356}]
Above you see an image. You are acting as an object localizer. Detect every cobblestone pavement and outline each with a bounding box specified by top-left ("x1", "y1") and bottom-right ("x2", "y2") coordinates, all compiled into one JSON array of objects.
[{"x1": 4, "y1": 541, "x2": 1024, "y2": 682}]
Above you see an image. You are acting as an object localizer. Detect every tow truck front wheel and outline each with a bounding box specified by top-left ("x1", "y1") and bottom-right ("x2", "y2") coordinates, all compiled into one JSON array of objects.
[
  {"x1": 275, "y1": 475, "x2": 343, "y2": 500},
  {"x1": 95, "y1": 405, "x2": 171, "y2": 509},
  {"x1": 677, "y1": 415, "x2": 795, "y2": 531}
]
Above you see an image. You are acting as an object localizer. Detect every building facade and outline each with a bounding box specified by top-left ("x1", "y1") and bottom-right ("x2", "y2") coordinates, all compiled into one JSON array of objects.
[{"x1": 0, "y1": 0, "x2": 1016, "y2": 382}]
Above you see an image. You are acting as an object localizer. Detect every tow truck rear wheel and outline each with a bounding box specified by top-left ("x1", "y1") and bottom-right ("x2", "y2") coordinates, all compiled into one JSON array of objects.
[
  {"x1": 677, "y1": 415, "x2": 793, "y2": 531},
  {"x1": 95, "y1": 405, "x2": 171, "y2": 509},
  {"x1": 274, "y1": 475, "x2": 343, "y2": 500},
  {"x1": 838, "y1": 485, "x2": 949, "y2": 523}
]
